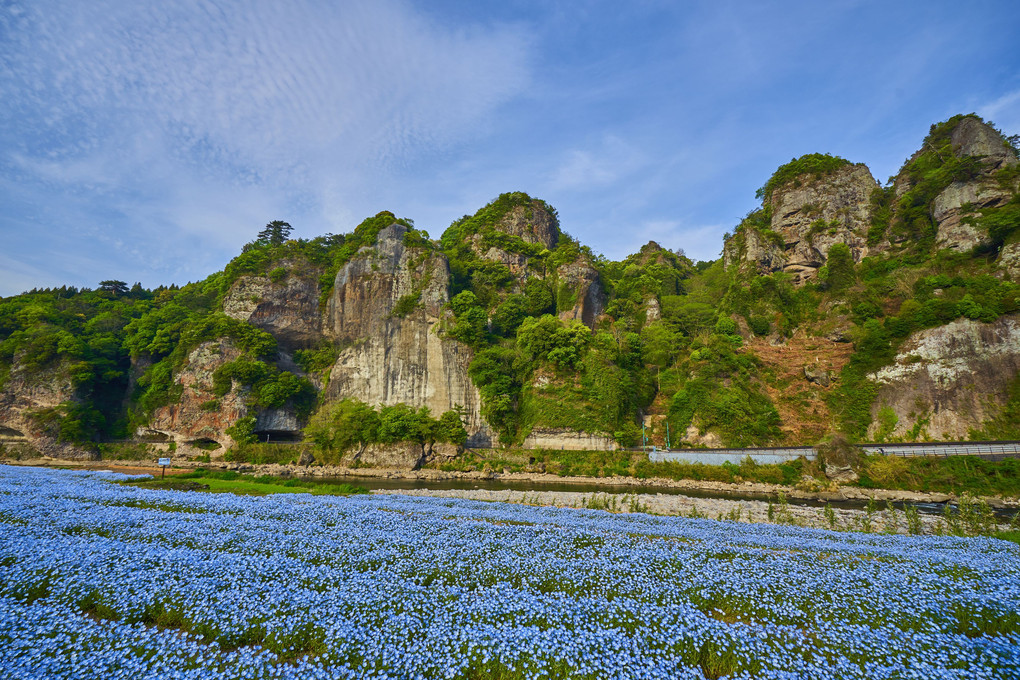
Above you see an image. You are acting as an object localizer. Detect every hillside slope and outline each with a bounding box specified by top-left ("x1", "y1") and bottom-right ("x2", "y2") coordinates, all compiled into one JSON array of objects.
[{"x1": 1, "y1": 115, "x2": 1018, "y2": 460}]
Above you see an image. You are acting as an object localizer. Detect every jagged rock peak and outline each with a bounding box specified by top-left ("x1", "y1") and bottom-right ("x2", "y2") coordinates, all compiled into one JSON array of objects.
[
  {"x1": 725, "y1": 157, "x2": 879, "y2": 283},
  {"x1": 444, "y1": 192, "x2": 560, "y2": 252},
  {"x1": 949, "y1": 115, "x2": 1018, "y2": 167},
  {"x1": 894, "y1": 114, "x2": 1020, "y2": 253},
  {"x1": 491, "y1": 194, "x2": 559, "y2": 250}
]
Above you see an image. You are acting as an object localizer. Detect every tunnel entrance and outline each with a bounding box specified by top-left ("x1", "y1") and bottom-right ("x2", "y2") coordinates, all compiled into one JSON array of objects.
[
  {"x1": 253, "y1": 430, "x2": 303, "y2": 443},
  {"x1": 185, "y1": 438, "x2": 222, "y2": 451}
]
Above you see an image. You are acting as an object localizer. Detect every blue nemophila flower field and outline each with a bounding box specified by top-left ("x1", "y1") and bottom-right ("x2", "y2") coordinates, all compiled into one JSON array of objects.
[{"x1": 0, "y1": 467, "x2": 1017, "y2": 679}]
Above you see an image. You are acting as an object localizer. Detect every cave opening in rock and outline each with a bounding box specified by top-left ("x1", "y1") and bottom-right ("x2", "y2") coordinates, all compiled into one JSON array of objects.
[
  {"x1": 138, "y1": 430, "x2": 171, "y2": 442},
  {"x1": 253, "y1": 429, "x2": 303, "y2": 443},
  {"x1": 186, "y1": 438, "x2": 222, "y2": 451}
]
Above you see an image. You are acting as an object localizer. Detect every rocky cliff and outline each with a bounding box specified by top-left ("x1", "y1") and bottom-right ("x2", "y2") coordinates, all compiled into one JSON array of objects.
[
  {"x1": 868, "y1": 314, "x2": 1020, "y2": 440},
  {"x1": 0, "y1": 360, "x2": 95, "y2": 459},
  {"x1": 894, "y1": 115, "x2": 1019, "y2": 253},
  {"x1": 325, "y1": 224, "x2": 489, "y2": 445},
  {"x1": 145, "y1": 339, "x2": 250, "y2": 452},
  {"x1": 725, "y1": 162, "x2": 880, "y2": 283},
  {"x1": 2, "y1": 115, "x2": 1018, "y2": 459},
  {"x1": 223, "y1": 264, "x2": 322, "y2": 350}
]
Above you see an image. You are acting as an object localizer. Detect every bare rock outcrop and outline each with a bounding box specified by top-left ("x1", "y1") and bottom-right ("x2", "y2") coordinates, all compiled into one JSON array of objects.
[
  {"x1": 223, "y1": 264, "x2": 322, "y2": 349},
  {"x1": 324, "y1": 223, "x2": 489, "y2": 445},
  {"x1": 930, "y1": 118, "x2": 1018, "y2": 251},
  {"x1": 950, "y1": 116, "x2": 1019, "y2": 168},
  {"x1": 0, "y1": 360, "x2": 96, "y2": 460},
  {"x1": 522, "y1": 428, "x2": 618, "y2": 451},
  {"x1": 556, "y1": 257, "x2": 606, "y2": 328},
  {"x1": 723, "y1": 228, "x2": 786, "y2": 275},
  {"x1": 867, "y1": 314, "x2": 1020, "y2": 440},
  {"x1": 894, "y1": 117, "x2": 1018, "y2": 253},
  {"x1": 493, "y1": 203, "x2": 559, "y2": 250},
  {"x1": 467, "y1": 201, "x2": 561, "y2": 290},
  {"x1": 772, "y1": 164, "x2": 878, "y2": 283},
  {"x1": 147, "y1": 339, "x2": 249, "y2": 451},
  {"x1": 725, "y1": 163, "x2": 879, "y2": 283}
]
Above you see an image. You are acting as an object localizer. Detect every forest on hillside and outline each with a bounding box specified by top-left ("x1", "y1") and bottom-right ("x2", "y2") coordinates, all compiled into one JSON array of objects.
[{"x1": 2, "y1": 114, "x2": 1019, "y2": 457}]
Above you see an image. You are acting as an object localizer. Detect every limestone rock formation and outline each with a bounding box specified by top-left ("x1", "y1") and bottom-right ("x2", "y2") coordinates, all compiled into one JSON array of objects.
[
  {"x1": 767, "y1": 164, "x2": 879, "y2": 283},
  {"x1": 867, "y1": 314, "x2": 1020, "y2": 440},
  {"x1": 725, "y1": 163, "x2": 879, "y2": 283},
  {"x1": 723, "y1": 228, "x2": 786, "y2": 275},
  {"x1": 467, "y1": 201, "x2": 560, "y2": 290},
  {"x1": 223, "y1": 264, "x2": 322, "y2": 349},
  {"x1": 324, "y1": 223, "x2": 489, "y2": 445},
  {"x1": 556, "y1": 257, "x2": 606, "y2": 328},
  {"x1": 493, "y1": 203, "x2": 560, "y2": 250},
  {"x1": 0, "y1": 360, "x2": 95, "y2": 459},
  {"x1": 147, "y1": 339, "x2": 250, "y2": 452},
  {"x1": 894, "y1": 116, "x2": 1019, "y2": 253},
  {"x1": 931, "y1": 119, "x2": 1018, "y2": 252}
]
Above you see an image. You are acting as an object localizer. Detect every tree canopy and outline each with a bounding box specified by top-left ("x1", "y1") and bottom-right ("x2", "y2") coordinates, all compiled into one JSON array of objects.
[{"x1": 256, "y1": 220, "x2": 294, "y2": 246}]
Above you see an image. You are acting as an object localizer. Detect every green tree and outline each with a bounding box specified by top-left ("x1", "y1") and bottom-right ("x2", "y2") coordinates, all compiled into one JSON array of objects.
[
  {"x1": 257, "y1": 220, "x2": 293, "y2": 246},
  {"x1": 821, "y1": 243, "x2": 856, "y2": 292},
  {"x1": 99, "y1": 280, "x2": 128, "y2": 296},
  {"x1": 304, "y1": 399, "x2": 381, "y2": 458},
  {"x1": 436, "y1": 408, "x2": 468, "y2": 445}
]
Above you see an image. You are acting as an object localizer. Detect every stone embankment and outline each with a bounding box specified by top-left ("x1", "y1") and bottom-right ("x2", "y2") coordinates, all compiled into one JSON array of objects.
[{"x1": 372, "y1": 487, "x2": 953, "y2": 535}]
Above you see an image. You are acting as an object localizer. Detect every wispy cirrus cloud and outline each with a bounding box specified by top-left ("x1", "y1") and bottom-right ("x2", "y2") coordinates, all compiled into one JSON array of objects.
[{"x1": 0, "y1": 0, "x2": 532, "y2": 293}]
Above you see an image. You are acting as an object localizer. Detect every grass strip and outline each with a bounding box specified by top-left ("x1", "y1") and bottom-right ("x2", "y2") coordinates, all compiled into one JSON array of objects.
[{"x1": 124, "y1": 468, "x2": 368, "y2": 497}]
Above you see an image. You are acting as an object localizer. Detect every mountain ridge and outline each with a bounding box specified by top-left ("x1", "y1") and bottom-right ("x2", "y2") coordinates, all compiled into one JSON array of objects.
[{"x1": 2, "y1": 113, "x2": 1018, "y2": 462}]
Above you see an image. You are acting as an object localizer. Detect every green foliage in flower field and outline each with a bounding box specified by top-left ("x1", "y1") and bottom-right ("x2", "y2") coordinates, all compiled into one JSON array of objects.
[{"x1": 125, "y1": 468, "x2": 368, "y2": 497}]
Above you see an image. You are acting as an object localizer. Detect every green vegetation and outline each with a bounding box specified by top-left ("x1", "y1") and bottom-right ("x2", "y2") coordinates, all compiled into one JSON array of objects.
[
  {"x1": 434, "y1": 448, "x2": 804, "y2": 486},
  {"x1": 304, "y1": 399, "x2": 468, "y2": 464},
  {"x1": 665, "y1": 333, "x2": 781, "y2": 447},
  {"x1": 125, "y1": 468, "x2": 368, "y2": 497},
  {"x1": 2, "y1": 115, "x2": 1019, "y2": 457},
  {"x1": 755, "y1": 153, "x2": 852, "y2": 203},
  {"x1": 857, "y1": 454, "x2": 1020, "y2": 496}
]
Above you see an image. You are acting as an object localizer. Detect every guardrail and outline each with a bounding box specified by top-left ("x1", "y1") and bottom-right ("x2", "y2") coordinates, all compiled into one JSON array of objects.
[{"x1": 647, "y1": 441, "x2": 1020, "y2": 465}]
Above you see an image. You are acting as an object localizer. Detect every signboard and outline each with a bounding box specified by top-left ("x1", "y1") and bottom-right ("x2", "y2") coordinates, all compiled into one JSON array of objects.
[
  {"x1": 157, "y1": 458, "x2": 171, "y2": 466},
  {"x1": 157, "y1": 457, "x2": 171, "y2": 479}
]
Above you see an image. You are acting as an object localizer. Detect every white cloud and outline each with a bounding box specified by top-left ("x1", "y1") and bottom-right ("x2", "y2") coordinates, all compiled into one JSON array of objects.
[
  {"x1": 977, "y1": 89, "x2": 1020, "y2": 136},
  {"x1": 550, "y1": 136, "x2": 646, "y2": 191},
  {"x1": 0, "y1": 0, "x2": 533, "y2": 295}
]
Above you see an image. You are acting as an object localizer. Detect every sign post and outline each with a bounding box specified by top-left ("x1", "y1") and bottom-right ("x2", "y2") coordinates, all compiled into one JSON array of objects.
[{"x1": 157, "y1": 457, "x2": 171, "y2": 480}]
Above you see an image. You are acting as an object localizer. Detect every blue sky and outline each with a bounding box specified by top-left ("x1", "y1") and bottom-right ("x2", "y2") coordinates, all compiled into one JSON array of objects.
[{"x1": 2, "y1": 0, "x2": 1019, "y2": 296}]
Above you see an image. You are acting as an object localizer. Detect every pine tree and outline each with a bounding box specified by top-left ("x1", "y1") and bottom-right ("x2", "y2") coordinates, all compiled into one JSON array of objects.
[{"x1": 256, "y1": 220, "x2": 293, "y2": 246}]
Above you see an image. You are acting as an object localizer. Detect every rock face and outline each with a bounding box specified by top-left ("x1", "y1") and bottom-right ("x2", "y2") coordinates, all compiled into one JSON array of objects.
[
  {"x1": 931, "y1": 120, "x2": 1018, "y2": 252},
  {"x1": 522, "y1": 428, "x2": 618, "y2": 451},
  {"x1": 495, "y1": 203, "x2": 560, "y2": 250},
  {"x1": 325, "y1": 224, "x2": 489, "y2": 445},
  {"x1": 0, "y1": 360, "x2": 96, "y2": 460},
  {"x1": 556, "y1": 257, "x2": 606, "y2": 328},
  {"x1": 725, "y1": 164, "x2": 879, "y2": 283},
  {"x1": 467, "y1": 203, "x2": 560, "y2": 288},
  {"x1": 951, "y1": 116, "x2": 1018, "y2": 167},
  {"x1": 223, "y1": 265, "x2": 322, "y2": 349},
  {"x1": 867, "y1": 314, "x2": 1020, "y2": 440},
  {"x1": 899, "y1": 117, "x2": 1019, "y2": 253},
  {"x1": 147, "y1": 339, "x2": 250, "y2": 452}
]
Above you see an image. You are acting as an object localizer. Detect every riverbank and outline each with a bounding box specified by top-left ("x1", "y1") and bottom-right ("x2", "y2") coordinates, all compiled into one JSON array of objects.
[
  {"x1": 372, "y1": 487, "x2": 951, "y2": 535},
  {"x1": 6, "y1": 456, "x2": 1019, "y2": 510}
]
